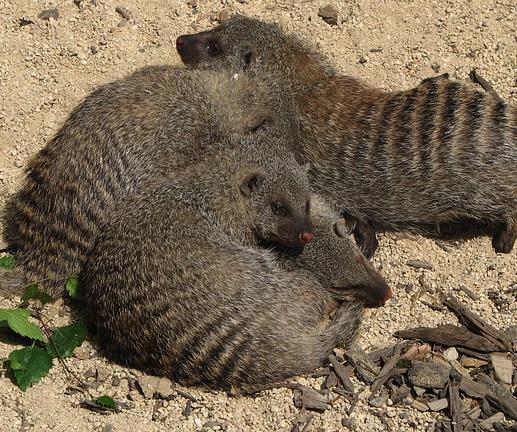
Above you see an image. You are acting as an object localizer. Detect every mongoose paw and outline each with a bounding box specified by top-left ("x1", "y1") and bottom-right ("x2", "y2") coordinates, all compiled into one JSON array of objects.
[
  {"x1": 353, "y1": 222, "x2": 379, "y2": 259},
  {"x1": 492, "y1": 227, "x2": 516, "y2": 254}
]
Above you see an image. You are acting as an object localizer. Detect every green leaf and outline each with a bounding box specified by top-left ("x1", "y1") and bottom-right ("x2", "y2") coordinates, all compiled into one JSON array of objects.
[
  {"x1": 65, "y1": 277, "x2": 80, "y2": 299},
  {"x1": 46, "y1": 321, "x2": 87, "y2": 359},
  {"x1": 95, "y1": 395, "x2": 116, "y2": 410},
  {"x1": 21, "y1": 284, "x2": 54, "y2": 305},
  {"x1": 0, "y1": 308, "x2": 45, "y2": 342},
  {"x1": 8, "y1": 345, "x2": 53, "y2": 391},
  {"x1": 0, "y1": 255, "x2": 16, "y2": 269}
]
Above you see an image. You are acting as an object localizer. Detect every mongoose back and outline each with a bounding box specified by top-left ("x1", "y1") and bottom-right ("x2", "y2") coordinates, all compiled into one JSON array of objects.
[
  {"x1": 82, "y1": 135, "x2": 389, "y2": 389},
  {"x1": 177, "y1": 15, "x2": 517, "y2": 255},
  {"x1": 5, "y1": 63, "x2": 303, "y2": 295}
]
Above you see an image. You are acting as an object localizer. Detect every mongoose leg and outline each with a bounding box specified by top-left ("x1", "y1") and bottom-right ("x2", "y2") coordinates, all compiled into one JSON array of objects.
[{"x1": 492, "y1": 218, "x2": 517, "y2": 253}]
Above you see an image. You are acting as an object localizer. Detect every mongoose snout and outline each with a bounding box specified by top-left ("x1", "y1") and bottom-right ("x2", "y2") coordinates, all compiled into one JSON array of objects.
[{"x1": 176, "y1": 32, "x2": 213, "y2": 66}]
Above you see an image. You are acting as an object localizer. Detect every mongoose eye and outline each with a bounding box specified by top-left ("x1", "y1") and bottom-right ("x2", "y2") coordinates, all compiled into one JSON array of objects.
[
  {"x1": 271, "y1": 202, "x2": 287, "y2": 215},
  {"x1": 207, "y1": 40, "x2": 221, "y2": 57}
]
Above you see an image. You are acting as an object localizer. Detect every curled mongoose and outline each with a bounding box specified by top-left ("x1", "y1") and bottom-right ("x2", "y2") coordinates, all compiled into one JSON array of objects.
[
  {"x1": 4, "y1": 63, "x2": 303, "y2": 296},
  {"x1": 82, "y1": 135, "x2": 389, "y2": 390},
  {"x1": 176, "y1": 15, "x2": 517, "y2": 256}
]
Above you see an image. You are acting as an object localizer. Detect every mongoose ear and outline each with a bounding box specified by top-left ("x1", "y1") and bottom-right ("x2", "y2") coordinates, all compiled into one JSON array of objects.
[
  {"x1": 333, "y1": 219, "x2": 355, "y2": 238},
  {"x1": 239, "y1": 172, "x2": 263, "y2": 197},
  {"x1": 243, "y1": 47, "x2": 257, "y2": 68}
]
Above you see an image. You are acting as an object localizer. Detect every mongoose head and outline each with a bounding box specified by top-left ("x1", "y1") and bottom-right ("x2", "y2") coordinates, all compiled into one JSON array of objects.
[
  {"x1": 291, "y1": 215, "x2": 392, "y2": 308},
  {"x1": 177, "y1": 15, "x2": 330, "y2": 92},
  {"x1": 176, "y1": 15, "x2": 282, "y2": 70},
  {"x1": 239, "y1": 159, "x2": 314, "y2": 248}
]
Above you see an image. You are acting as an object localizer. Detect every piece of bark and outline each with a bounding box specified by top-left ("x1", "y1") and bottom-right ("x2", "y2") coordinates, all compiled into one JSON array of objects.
[
  {"x1": 479, "y1": 412, "x2": 505, "y2": 430},
  {"x1": 456, "y1": 347, "x2": 491, "y2": 362},
  {"x1": 402, "y1": 343, "x2": 432, "y2": 361},
  {"x1": 459, "y1": 376, "x2": 487, "y2": 399},
  {"x1": 322, "y1": 371, "x2": 338, "y2": 390},
  {"x1": 328, "y1": 355, "x2": 354, "y2": 393},
  {"x1": 345, "y1": 345, "x2": 380, "y2": 383},
  {"x1": 369, "y1": 344, "x2": 403, "y2": 399},
  {"x1": 442, "y1": 295, "x2": 512, "y2": 351},
  {"x1": 390, "y1": 384, "x2": 411, "y2": 405},
  {"x1": 476, "y1": 373, "x2": 517, "y2": 420},
  {"x1": 367, "y1": 341, "x2": 412, "y2": 365},
  {"x1": 395, "y1": 324, "x2": 499, "y2": 352},
  {"x1": 448, "y1": 372, "x2": 463, "y2": 432},
  {"x1": 293, "y1": 386, "x2": 329, "y2": 412}
]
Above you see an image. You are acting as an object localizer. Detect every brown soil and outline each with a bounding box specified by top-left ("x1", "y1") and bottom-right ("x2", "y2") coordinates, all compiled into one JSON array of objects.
[{"x1": 0, "y1": 1, "x2": 515, "y2": 431}]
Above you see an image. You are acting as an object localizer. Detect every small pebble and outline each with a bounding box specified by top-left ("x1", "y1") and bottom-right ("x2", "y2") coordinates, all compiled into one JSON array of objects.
[
  {"x1": 407, "y1": 260, "x2": 433, "y2": 270},
  {"x1": 318, "y1": 5, "x2": 338, "y2": 26}
]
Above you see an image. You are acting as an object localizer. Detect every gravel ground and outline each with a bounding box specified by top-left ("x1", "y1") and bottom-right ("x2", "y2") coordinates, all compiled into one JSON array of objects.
[{"x1": 0, "y1": 1, "x2": 515, "y2": 431}]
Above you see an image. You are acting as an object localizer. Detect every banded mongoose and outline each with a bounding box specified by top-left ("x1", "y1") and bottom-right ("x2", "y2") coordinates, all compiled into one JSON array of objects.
[
  {"x1": 4, "y1": 63, "x2": 305, "y2": 296},
  {"x1": 176, "y1": 15, "x2": 517, "y2": 255},
  {"x1": 82, "y1": 135, "x2": 389, "y2": 390}
]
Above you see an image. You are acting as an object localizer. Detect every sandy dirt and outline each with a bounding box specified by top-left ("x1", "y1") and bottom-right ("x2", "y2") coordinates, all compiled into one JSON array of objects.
[{"x1": 0, "y1": 0, "x2": 515, "y2": 431}]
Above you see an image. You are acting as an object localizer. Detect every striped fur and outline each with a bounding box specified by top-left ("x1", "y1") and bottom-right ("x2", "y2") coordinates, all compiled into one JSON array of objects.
[
  {"x1": 4, "y1": 64, "x2": 301, "y2": 295},
  {"x1": 82, "y1": 137, "x2": 371, "y2": 389},
  {"x1": 178, "y1": 15, "x2": 517, "y2": 255}
]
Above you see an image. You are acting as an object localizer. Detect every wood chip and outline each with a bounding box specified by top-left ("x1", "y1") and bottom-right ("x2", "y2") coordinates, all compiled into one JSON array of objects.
[
  {"x1": 115, "y1": 5, "x2": 131, "y2": 20},
  {"x1": 402, "y1": 343, "x2": 432, "y2": 361},
  {"x1": 345, "y1": 344, "x2": 380, "y2": 383},
  {"x1": 328, "y1": 355, "x2": 354, "y2": 393},
  {"x1": 369, "y1": 344, "x2": 403, "y2": 400},
  {"x1": 407, "y1": 259, "x2": 434, "y2": 270},
  {"x1": 448, "y1": 372, "x2": 463, "y2": 432},
  {"x1": 459, "y1": 376, "x2": 487, "y2": 399},
  {"x1": 395, "y1": 324, "x2": 499, "y2": 352},
  {"x1": 293, "y1": 386, "x2": 329, "y2": 412},
  {"x1": 367, "y1": 341, "x2": 412, "y2": 364},
  {"x1": 476, "y1": 373, "x2": 517, "y2": 420},
  {"x1": 461, "y1": 357, "x2": 488, "y2": 368},
  {"x1": 442, "y1": 295, "x2": 512, "y2": 351},
  {"x1": 479, "y1": 412, "x2": 505, "y2": 430},
  {"x1": 456, "y1": 285, "x2": 480, "y2": 301}
]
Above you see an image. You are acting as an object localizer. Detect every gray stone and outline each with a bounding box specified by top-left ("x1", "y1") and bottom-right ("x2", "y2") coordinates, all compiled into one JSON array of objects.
[
  {"x1": 138, "y1": 376, "x2": 161, "y2": 399},
  {"x1": 443, "y1": 347, "x2": 458, "y2": 362},
  {"x1": 427, "y1": 398, "x2": 448, "y2": 411},
  {"x1": 413, "y1": 386, "x2": 426, "y2": 397},
  {"x1": 156, "y1": 377, "x2": 174, "y2": 399},
  {"x1": 369, "y1": 393, "x2": 389, "y2": 408},
  {"x1": 318, "y1": 5, "x2": 338, "y2": 26},
  {"x1": 491, "y1": 353, "x2": 513, "y2": 387},
  {"x1": 408, "y1": 361, "x2": 451, "y2": 389}
]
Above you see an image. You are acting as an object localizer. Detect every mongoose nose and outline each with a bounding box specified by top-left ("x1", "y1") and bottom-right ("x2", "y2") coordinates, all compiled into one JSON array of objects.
[
  {"x1": 383, "y1": 285, "x2": 393, "y2": 304},
  {"x1": 299, "y1": 232, "x2": 314, "y2": 244},
  {"x1": 176, "y1": 36, "x2": 185, "y2": 47}
]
